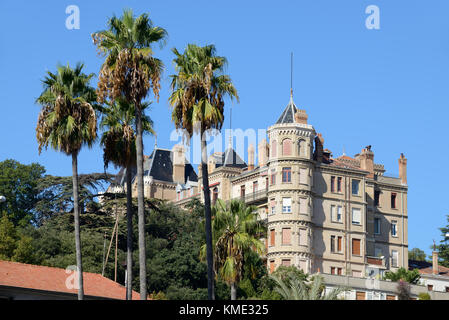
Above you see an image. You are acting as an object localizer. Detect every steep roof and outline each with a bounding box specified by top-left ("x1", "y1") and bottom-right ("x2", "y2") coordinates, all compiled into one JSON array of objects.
[
  {"x1": 0, "y1": 260, "x2": 140, "y2": 299},
  {"x1": 215, "y1": 146, "x2": 247, "y2": 169},
  {"x1": 276, "y1": 95, "x2": 298, "y2": 124}
]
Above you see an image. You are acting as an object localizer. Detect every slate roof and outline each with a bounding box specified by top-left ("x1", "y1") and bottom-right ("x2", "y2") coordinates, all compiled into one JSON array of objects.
[
  {"x1": 276, "y1": 95, "x2": 299, "y2": 124},
  {"x1": 0, "y1": 260, "x2": 140, "y2": 299},
  {"x1": 215, "y1": 146, "x2": 247, "y2": 169}
]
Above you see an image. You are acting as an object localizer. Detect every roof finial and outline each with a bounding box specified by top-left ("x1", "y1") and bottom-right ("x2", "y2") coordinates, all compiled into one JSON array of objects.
[
  {"x1": 342, "y1": 145, "x2": 346, "y2": 156},
  {"x1": 290, "y1": 52, "x2": 293, "y2": 98},
  {"x1": 228, "y1": 106, "x2": 232, "y2": 147},
  {"x1": 154, "y1": 134, "x2": 158, "y2": 149}
]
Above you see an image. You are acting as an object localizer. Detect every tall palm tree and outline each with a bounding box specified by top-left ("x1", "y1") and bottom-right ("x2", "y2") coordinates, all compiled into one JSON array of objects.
[
  {"x1": 92, "y1": 9, "x2": 167, "y2": 299},
  {"x1": 100, "y1": 98, "x2": 154, "y2": 299},
  {"x1": 270, "y1": 272, "x2": 348, "y2": 300},
  {"x1": 202, "y1": 199, "x2": 265, "y2": 300},
  {"x1": 36, "y1": 63, "x2": 98, "y2": 300},
  {"x1": 169, "y1": 44, "x2": 239, "y2": 299}
]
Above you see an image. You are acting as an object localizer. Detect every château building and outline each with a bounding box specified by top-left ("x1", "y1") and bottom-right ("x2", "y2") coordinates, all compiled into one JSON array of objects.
[{"x1": 106, "y1": 92, "x2": 408, "y2": 279}]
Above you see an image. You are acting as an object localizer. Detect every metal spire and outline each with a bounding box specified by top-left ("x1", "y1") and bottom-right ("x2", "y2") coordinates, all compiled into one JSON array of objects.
[
  {"x1": 228, "y1": 106, "x2": 232, "y2": 147},
  {"x1": 290, "y1": 52, "x2": 293, "y2": 98}
]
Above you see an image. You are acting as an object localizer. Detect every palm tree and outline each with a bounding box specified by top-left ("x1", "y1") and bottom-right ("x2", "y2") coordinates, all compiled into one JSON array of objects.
[
  {"x1": 36, "y1": 63, "x2": 98, "y2": 300},
  {"x1": 92, "y1": 9, "x2": 167, "y2": 299},
  {"x1": 100, "y1": 98, "x2": 154, "y2": 299},
  {"x1": 270, "y1": 272, "x2": 348, "y2": 300},
  {"x1": 201, "y1": 199, "x2": 265, "y2": 300},
  {"x1": 169, "y1": 44, "x2": 239, "y2": 299}
]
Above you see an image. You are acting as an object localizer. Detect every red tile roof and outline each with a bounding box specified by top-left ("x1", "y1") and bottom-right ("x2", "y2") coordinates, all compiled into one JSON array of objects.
[
  {"x1": 418, "y1": 265, "x2": 449, "y2": 277},
  {"x1": 0, "y1": 260, "x2": 140, "y2": 300}
]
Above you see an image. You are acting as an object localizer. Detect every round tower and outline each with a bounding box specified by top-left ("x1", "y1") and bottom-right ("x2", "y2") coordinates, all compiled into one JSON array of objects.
[{"x1": 266, "y1": 94, "x2": 316, "y2": 274}]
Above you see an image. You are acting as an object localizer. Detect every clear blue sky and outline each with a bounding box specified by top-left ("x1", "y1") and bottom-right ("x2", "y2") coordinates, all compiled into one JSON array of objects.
[{"x1": 0, "y1": 0, "x2": 448, "y2": 256}]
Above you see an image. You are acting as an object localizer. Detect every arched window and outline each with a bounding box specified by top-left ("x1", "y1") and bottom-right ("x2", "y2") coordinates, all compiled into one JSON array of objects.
[
  {"x1": 282, "y1": 138, "x2": 292, "y2": 156},
  {"x1": 271, "y1": 140, "x2": 277, "y2": 158}
]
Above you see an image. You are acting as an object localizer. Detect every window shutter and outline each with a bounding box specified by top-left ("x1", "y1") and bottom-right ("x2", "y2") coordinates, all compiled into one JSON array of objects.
[
  {"x1": 352, "y1": 208, "x2": 361, "y2": 224},
  {"x1": 331, "y1": 205, "x2": 336, "y2": 221},
  {"x1": 352, "y1": 238, "x2": 361, "y2": 255},
  {"x1": 270, "y1": 229, "x2": 275, "y2": 246},
  {"x1": 299, "y1": 168, "x2": 307, "y2": 184},
  {"x1": 283, "y1": 198, "x2": 292, "y2": 207},
  {"x1": 271, "y1": 140, "x2": 277, "y2": 157},
  {"x1": 299, "y1": 198, "x2": 307, "y2": 214},
  {"x1": 282, "y1": 228, "x2": 291, "y2": 245},
  {"x1": 299, "y1": 228, "x2": 307, "y2": 246},
  {"x1": 282, "y1": 139, "x2": 292, "y2": 156}
]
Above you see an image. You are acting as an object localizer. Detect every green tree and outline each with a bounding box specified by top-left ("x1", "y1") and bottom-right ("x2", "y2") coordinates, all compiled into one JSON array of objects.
[
  {"x1": 0, "y1": 214, "x2": 35, "y2": 263},
  {"x1": 93, "y1": 9, "x2": 167, "y2": 300},
  {"x1": 36, "y1": 63, "x2": 98, "y2": 300},
  {"x1": 436, "y1": 214, "x2": 449, "y2": 268},
  {"x1": 0, "y1": 159, "x2": 45, "y2": 226},
  {"x1": 100, "y1": 98, "x2": 154, "y2": 299},
  {"x1": 383, "y1": 267, "x2": 421, "y2": 284},
  {"x1": 270, "y1": 272, "x2": 348, "y2": 300},
  {"x1": 409, "y1": 248, "x2": 427, "y2": 262},
  {"x1": 201, "y1": 199, "x2": 265, "y2": 300},
  {"x1": 169, "y1": 44, "x2": 239, "y2": 299}
]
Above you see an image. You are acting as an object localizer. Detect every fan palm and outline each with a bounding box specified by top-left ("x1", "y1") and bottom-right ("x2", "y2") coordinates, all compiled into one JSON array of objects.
[
  {"x1": 170, "y1": 44, "x2": 238, "y2": 299},
  {"x1": 36, "y1": 63, "x2": 98, "y2": 300},
  {"x1": 92, "y1": 9, "x2": 167, "y2": 299},
  {"x1": 100, "y1": 98, "x2": 154, "y2": 299},
  {"x1": 201, "y1": 199, "x2": 265, "y2": 300},
  {"x1": 270, "y1": 272, "x2": 348, "y2": 300}
]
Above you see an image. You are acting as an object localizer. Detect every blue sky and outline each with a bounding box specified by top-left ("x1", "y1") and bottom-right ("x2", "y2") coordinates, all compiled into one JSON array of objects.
[{"x1": 0, "y1": 0, "x2": 448, "y2": 255}]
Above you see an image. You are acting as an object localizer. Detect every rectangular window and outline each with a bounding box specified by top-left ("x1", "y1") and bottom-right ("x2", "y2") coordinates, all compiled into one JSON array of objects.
[
  {"x1": 253, "y1": 181, "x2": 258, "y2": 193},
  {"x1": 427, "y1": 285, "x2": 433, "y2": 291},
  {"x1": 331, "y1": 176, "x2": 335, "y2": 192},
  {"x1": 337, "y1": 177, "x2": 342, "y2": 192},
  {"x1": 270, "y1": 260, "x2": 275, "y2": 273},
  {"x1": 352, "y1": 238, "x2": 361, "y2": 256},
  {"x1": 330, "y1": 235, "x2": 335, "y2": 253},
  {"x1": 337, "y1": 268, "x2": 342, "y2": 275},
  {"x1": 374, "y1": 190, "x2": 380, "y2": 206},
  {"x1": 240, "y1": 185, "x2": 245, "y2": 198},
  {"x1": 331, "y1": 267, "x2": 336, "y2": 275},
  {"x1": 392, "y1": 250, "x2": 399, "y2": 267},
  {"x1": 282, "y1": 228, "x2": 291, "y2": 245},
  {"x1": 299, "y1": 168, "x2": 307, "y2": 184},
  {"x1": 352, "y1": 179, "x2": 360, "y2": 195},
  {"x1": 352, "y1": 208, "x2": 362, "y2": 225},
  {"x1": 282, "y1": 198, "x2": 292, "y2": 213},
  {"x1": 337, "y1": 236, "x2": 342, "y2": 252},
  {"x1": 375, "y1": 247, "x2": 382, "y2": 257},
  {"x1": 374, "y1": 218, "x2": 381, "y2": 234},
  {"x1": 299, "y1": 228, "x2": 307, "y2": 246},
  {"x1": 337, "y1": 206, "x2": 342, "y2": 222},
  {"x1": 270, "y1": 170, "x2": 276, "y2": 185},
  {"x1": 270, "y1": 199, "x2": 276, "y2": 215},
  {"x1": 270, "y1": 229, "x2": 275, "y2": 246},
  {"x1": 281, "y1": 259, "x2": 291, "y2": 267},
  {"x1": 391, "y1": 193, "x2": 397, "y2": 209},
  {"x1": 299, "y1": 198, "x2": 307, "y2": 214},
  {"x1": 391, "y1": 221, "x2": 398, "y2": 237},
  {"x1": 282, "y1": 167, "x2": 291, "y2": 183}
]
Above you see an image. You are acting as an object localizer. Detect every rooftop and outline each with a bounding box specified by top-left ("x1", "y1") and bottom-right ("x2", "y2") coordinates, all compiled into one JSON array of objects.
[{"x1": 0, "y1": 260, "x2": 140, "y2": 300}]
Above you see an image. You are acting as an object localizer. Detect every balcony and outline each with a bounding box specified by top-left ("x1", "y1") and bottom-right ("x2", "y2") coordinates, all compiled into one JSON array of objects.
[
  {"x1": 233, "y1": 189, "x2": 268, "y2": 205},
  {"x1": 366, "y1": 256, "x2": 386, "y2": 269}
]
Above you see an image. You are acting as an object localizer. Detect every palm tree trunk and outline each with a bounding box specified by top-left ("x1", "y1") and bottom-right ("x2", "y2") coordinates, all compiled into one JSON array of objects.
[
  {"x1": 231, "y1": 282, "x2": 237, "y2": 300},
  {"x1": 201, "y1": 132, "x2": 215, "y2": 300},
  {"x1": 72, "y1": 153, "x2": 84, "y2": 300},
  {"x1": 126, "y1": 166, "x2": 133, "y2": 300},
  {"x1": 135, "y1": 104, "x2": 147, "y2": 300}
]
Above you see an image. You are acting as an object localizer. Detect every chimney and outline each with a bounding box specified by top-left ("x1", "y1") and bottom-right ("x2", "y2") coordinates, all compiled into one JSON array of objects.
[
  {"x1": 398, "y1": 153, "x2": 407, "y2": 185},
  {"x1": 248, "y1": 144, "x2": 255, "y2": 171},
  {"x1": 313, "y1": 133, "x2": 324, "y2": 162},
  {"x1": 208, "y1": 156, "x2": 216, "y2": 174},
  {"x1": 172, "y1": 144, "x2": 186, "y2": 184},
  {"x1": 432, "y1": 251, "x2": 439, "y2": 275},
  {"x1": 359, "y1": 146, "x2": 374, "y2": 179},
  {"x1": 258, "y1": 139, "x2": 268, "y2": 167},
  {"x1": 294, "y1": 109, "x2": 308, "y2": 124}
]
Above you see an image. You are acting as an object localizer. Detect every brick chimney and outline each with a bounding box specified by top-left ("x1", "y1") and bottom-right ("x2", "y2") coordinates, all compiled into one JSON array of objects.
[
  {"x1": 432, "y1": 251, "x2": 439, "y2": 275},
  {"x1": 207, "y1": 156, "x2": 216, "y2": 174},
  {"x1": 172, "y1": 144, "x2": 185, "y2": 184},
  {"x1": 359, "y1": 146, "x2": 374, "y2": 179},
  {"x1": 258, "y1": 139, "x2": 268, "y2": 167},
  {"x1": 398, "y1": 153, "x2": 407, "y2": 185},
  {"x1": 313, "y1": 133, "x2": 324, "y2": 162},
  {"x1": 294, "y1": 109, "x2": 308, "y2": 124},
  {"x1": 248, "y1": 144, "x2": 255, "y2": 171}
]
